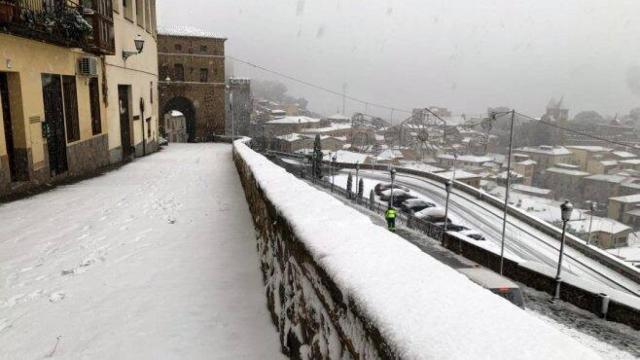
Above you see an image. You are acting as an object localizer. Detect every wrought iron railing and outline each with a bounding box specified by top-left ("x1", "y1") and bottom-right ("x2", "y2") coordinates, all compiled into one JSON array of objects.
[{"x1": 0, "y1": 0, "x2": 114, "y2": 55}]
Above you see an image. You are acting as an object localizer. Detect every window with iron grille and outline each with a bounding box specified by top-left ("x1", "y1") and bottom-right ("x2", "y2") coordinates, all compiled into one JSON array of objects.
[
  {"x1": 174, "y1": 64, "x2": 184, "y2": 81},
  {"x1": 200, "y1": 68, "x2": 208, "y2": 83}
]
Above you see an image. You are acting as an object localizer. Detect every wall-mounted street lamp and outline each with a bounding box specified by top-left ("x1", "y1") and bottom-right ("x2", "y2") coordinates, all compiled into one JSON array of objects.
[{"x1": 123, "y1": 34, "x2": 145, "y2": 61}]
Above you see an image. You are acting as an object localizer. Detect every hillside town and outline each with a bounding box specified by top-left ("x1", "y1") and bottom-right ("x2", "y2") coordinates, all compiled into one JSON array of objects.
[{"x1": 1, "y1": 1, "x2": 640, "y2": 359}]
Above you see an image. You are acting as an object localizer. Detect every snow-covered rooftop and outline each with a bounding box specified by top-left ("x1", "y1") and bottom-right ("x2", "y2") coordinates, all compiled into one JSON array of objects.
[
  {"x1": 546, "y1": 167, "x2": 590, "y2": 177},
  {"x1": 157, "y1": 25, "x2": 225, "y2": 39},
  {"x1": 610, "y1": 193, "x2": 640, "y2": 204},
  {"x1": 233, "y1": 139, "x2": 600, "y2": 360},
  {"x1": 331, "y1": 150, "x2": 370, "y2": 164},
  {"x1": 398, "y1": 161, "x2": 445, "y2": 173},
  {"x1": 517, "y1": 146, "x2": 573, "y2": 156},
  {"x1": 569, "y1": 217, "x2": 631, "y2": 235},
  {"x1": 376, "y1": 149, "x2": 403, "y2": 161},
  {"x1": 567, "y1": 145, "x2": 612, "y2": 153},
  {"x1": 326, "y1": 113, "x2": 351, "y2": 121},
  {"x1": 621, "y1": 159, "x2": 640, "y2": 165},
  {"x1": 511, "y1": 184, "x2": 552, "y2": 196},
  {"x1": 516, "y1": 159, "x2": 537, "y2": 166},
  {"x1": 612, "y1": 151, "x2": 637, "y2": 159},
  {"x1": 599, "y1": 160, "x2": 619, "y2": 166},
  {"x1": 301, "y1": 123, "x2": 352, "y2": 133},
  {"x1": 585, "y1": 174, "x2": 628, "y2": 183},
  {"x1": 437, "y1": 154, "x2": 494, "y2": 163},
  {"x1": 437, "y1": 170, "x2": 480, "y2": 180},
  {"x1": 266, "y1": 116, "x2": 321, "y2": 125}
]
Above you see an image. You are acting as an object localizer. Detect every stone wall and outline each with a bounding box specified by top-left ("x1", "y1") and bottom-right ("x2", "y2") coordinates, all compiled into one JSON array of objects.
[
  {"x1": 67, "y1": 134, "x2": 110, "y2": 177},
  {"x1": 234, "y1": 149, "x2": 395, "y2": 359}
]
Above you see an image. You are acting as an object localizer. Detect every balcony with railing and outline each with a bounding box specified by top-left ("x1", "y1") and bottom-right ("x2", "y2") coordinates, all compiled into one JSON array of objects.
[{"x1": 0, "y1": 0, "x2": 115, "y2": 55}]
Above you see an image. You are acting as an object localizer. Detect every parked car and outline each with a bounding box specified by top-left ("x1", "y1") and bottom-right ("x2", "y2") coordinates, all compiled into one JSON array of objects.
[
  {"x1": 457, "y1": 267, "x2": 526, "y2": 309},
  {"x1": 434, "y1": 222, "x2": 469, "y2": 232},
  {"x1": 414, "y1": 207, "x2": 450, "y2": 223},
  {"x1": 374, "y1": 183, "x2": 410, "y2": 196},
  {"x1": 459, "y1": 230, "x2": 486, "y2": 241},
  {"x1": 379, "y1": 188, "x2": 413, "y2": 202},
  {"x1": 401, "y1": 199, "x2": 436, "y2": 213}
]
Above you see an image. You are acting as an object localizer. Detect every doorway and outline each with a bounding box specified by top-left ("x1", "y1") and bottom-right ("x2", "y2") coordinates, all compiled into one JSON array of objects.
[
  {"x1": 118, "y1": 85, "x2": 132, "y2": 160},
  {"x1": 42, "y1": 74, "x2": 69, "y2": 176},
  {"x1": 0, "y1": 72, "x2": 20, "y2": 181}
]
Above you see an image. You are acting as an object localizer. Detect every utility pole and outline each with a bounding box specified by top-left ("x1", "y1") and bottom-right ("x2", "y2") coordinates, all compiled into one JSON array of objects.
[
  {"x1": 499, "y1": 110, "x2": 516, "y2": 275},
  {"x1": 342, "y1": 83, "x2": 347, "y2": 115},
  {"x1": 230, "y1": 90, "x2": 235, "y2": 139}
]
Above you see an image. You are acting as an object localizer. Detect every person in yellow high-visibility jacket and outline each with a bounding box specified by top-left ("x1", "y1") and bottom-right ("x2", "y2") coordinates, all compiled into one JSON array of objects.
[{"x1": 385, "y1": 207, "x2": 398, "y2": 232}]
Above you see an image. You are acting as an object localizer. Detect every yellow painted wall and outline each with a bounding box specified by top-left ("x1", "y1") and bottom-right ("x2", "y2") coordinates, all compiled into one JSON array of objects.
[
  {"x1": 0, "y1": 33, "x2": 106, "y2": 168},
  {"x1": 105, "y1": 3, "x2": 159, "y2": 156}
]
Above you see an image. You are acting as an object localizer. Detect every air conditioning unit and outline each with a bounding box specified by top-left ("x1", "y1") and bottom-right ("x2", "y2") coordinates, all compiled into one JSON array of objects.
[{"x1": 77, "y1": 57, "x2": 98, "y2": 77}]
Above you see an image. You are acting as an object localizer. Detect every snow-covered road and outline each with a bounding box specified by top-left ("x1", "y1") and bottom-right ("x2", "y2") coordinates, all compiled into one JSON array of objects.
[{"x1": 0, "y1": 144, "x2": 284, "y2": 359}]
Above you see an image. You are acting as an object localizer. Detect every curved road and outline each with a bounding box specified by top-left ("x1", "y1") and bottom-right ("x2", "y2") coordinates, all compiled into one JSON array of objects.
[{"x1": 357, "y1": 169, "x2": 640, "y2": 298}]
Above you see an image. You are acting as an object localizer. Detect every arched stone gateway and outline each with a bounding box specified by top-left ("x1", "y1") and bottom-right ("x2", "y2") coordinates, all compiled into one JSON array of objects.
[
  {"x1": 157, "y1": 32, "x2": 227, "y2": 142},
  {"x1": 162, "y1": 97, "x2": 197, "y2": 142}
]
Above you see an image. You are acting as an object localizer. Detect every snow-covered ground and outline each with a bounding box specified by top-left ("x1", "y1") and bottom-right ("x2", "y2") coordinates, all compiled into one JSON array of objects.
[{"x1": 0, "y1": 144, "x2": 284, "y2": 359}]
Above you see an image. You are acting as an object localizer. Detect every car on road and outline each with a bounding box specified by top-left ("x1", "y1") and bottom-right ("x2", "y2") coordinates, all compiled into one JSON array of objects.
[
  {"x1": 458, "y1": 267, "x2": 526, "y2": 309},
  {"x1": 414, "y1": 207, "x2": 451, "y2": 223},
  {"x1": 459, "y1": 230, "x2": 486, "y2": 241},
  {"x1": 401, "y1": 199, "x2": 436, "y2": 214},
  {"x1": 374, "y1": 183, "x2": 410, "y2": 196},
  {"x1": 434, "y1": 223, "x2": 469, "y2": 232}
]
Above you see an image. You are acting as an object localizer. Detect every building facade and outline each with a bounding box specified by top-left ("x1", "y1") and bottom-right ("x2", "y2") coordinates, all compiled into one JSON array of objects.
[
  {"x1": 158, "y1": 27, "x2": 226, "y2": 142},
  {"x1": 0, "y1": 0, "x2": 158, "y2": 197}
]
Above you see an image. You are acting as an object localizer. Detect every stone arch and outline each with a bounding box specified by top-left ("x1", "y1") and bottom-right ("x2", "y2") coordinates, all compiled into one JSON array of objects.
[{"x1": 162, "y1": 97, "x2": 196, "y2": 142}]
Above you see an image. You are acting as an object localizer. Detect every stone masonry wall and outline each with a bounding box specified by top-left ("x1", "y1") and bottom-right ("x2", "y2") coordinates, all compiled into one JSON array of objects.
[{"x1": 234, "y1": 148, "x2": 397, "y2": 359}]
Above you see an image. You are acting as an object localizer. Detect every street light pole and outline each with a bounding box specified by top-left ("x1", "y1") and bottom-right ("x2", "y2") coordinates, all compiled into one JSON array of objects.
[
  {"x1": 331, "y1": 154, "x2": 337, "y2": 193},
  {"x1": 499, "y1": 110, "x2": 516, "y2": 275},
  {"x1": 355, "y1": 161, "x2": 360, "y2": 203},
  {"x1": 390, "y1": 168, "x2": 397, "y2": 208},
  {"x1": 587, "y1": 201, "x2": 597, "y2": 245},
  {"x1": 554, "y1": 200, "x2": 574, "y2": 301},
  {"x1": 442, "y1": 180, "x2": 453, "y2": 246}
]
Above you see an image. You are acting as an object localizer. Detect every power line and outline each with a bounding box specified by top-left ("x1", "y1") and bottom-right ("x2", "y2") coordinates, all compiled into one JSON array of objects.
[
  {"x1": 230, "y1": 55, "x2": 640, "y2": 150},
  {"x1": 227, "y1": 55, "x2": 412, "y2": 114}
]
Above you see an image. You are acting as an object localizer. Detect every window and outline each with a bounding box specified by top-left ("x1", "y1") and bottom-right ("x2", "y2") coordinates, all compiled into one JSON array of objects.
[
  {"x1": 150, "y1": 82, "x2": 153, "y2": 103},
  {"x1": 123, "y1": 0, "x2": 133, "y2": 20},
  {"x1": 175, "y1": 43, "x2": 182, "y2": 52},
  {"x1": 62, "y1": 76, "x2": 80, "y2": 142},
  {"x1": 200, "y1": 68, "x2": 208, "y2": 83},
  {"x1": 113, "y1": 0, "x2": 120, "y2": 13},
  {"x1": 200, "y1": 45, "x2": 208, "y2": 53},
  {"x1": 89, "y1": 78, "x2": 102, "y2": 135},
  {"x1": 135, "y1": 0, "x2": 144, "y2": 26},
  {"x1": 174, "y1": 64, "x2": 184, "y2": 81},
  {"x1": 144, "y1": 0, "x2": 152, "y2": 31},
  {"x1": 159, "y1": 65, "x2": 168, "y2": 80}
]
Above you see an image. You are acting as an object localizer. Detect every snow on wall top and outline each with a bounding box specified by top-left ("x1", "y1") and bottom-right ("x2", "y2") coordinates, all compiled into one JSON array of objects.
[
  {"x1": 233, "y1": 140, "x2": 600, "y2": 360},
  {"x1": 157, "y1": 25, "x2": 225, "y2": 39}
]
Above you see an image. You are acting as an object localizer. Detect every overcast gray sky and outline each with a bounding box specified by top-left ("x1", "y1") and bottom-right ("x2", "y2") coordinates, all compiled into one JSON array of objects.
[{"x1": 158, "y1": 0, "x2": 640, "y2": 119}]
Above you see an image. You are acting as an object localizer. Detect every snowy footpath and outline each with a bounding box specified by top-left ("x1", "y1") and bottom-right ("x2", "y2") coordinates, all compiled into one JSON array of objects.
[{"x1": 0, "y1": 144, "x2": 284, "y2": 359}]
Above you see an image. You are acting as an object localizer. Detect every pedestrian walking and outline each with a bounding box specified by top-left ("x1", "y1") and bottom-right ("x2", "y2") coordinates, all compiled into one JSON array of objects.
[{"x1": 385, "y1": 207, "x2": 398, "y2": 232}]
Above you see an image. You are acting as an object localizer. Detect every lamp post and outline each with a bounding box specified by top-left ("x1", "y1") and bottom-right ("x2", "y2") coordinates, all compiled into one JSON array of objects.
[
  {"x1": 442, "y1": 180, "x2": 453, "y2": 245},
  {"x1": 389, "y1": 167, "x2": 397, "y2": 208},
  {"x1": 355, "y1": 161, "x2": 360, "y2": 203},
  {"x1": 554, "y1": 200, "x2": 574, "y2": 301},
  {"x1": 499, "y1": 110, "x2": 516, "y2": 275},
  {"x1": 587, "y1": 201, "x2": 597, "y2": 245},
  {"x1": 331, "y1": 154, "x2": 337, "y2": 192}
]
